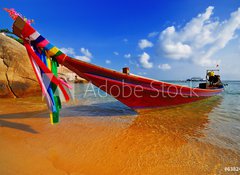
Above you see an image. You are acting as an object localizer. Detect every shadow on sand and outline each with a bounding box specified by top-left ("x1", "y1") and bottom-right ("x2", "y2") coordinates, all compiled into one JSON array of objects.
[
  {"x1": 0, "y1": 101, "x2": 137, "y2": 119},
  {"x1": 0, "y1": 119, "x2": 38, "y2": 134},
  {"x1": 0, "y1": 101, "x2": 136, "y2": 133},
  {"x1": 0, "y1": 97, "x2": 222, "y2": 134}
]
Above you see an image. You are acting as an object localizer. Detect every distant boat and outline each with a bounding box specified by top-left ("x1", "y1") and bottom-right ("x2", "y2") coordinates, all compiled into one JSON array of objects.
[
  {"x1": 186, "y1": 77, "x2": 205, "y2": 81},
  {"x1": 12, "y1": 16, "x2": 224, "y2": 110}
]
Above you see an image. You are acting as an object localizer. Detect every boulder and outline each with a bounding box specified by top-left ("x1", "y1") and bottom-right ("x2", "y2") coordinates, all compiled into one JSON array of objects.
[
  {"x1": 0, "y1": 34, "x2": 41, "y2": 98},
  {"x1": 58, "y1": 65, "x2": 88, "y2": 83}
]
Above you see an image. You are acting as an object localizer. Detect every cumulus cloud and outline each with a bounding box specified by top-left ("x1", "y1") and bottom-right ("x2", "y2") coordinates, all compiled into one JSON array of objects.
[
  {"x1": 124, "y1": 54, "x2": 131, "y2": 58},
  {"x1": 148, "y1": 31, "x2": 159, "y2": 38},
  {"x1": 105, "y1": 59, "x2": 111, "y2": 64},
  {"x1": 80, "y1": 48, "x2": 92, "y2": 58},
  {"x1": 60, "y1": 47, "x2": 92, "y2": 62},
  {"x1": 60, "y1": 47, "x2": 75, "y2": 55},
  {"x1": 159, "y1": 6, "x2": 240, "y2": 66},
  {"x1": 75, "y1": 55, "x2": 91, "y2": 62},
  {"x1": 138, "y1": 39, "x2": 153, "y2": 49},
  {"x1": 139, "y1": 52, "x2": 153, "y2": 69},
  {"x1": 158, "y1": 63, "x2": 171, "y2": 71}
]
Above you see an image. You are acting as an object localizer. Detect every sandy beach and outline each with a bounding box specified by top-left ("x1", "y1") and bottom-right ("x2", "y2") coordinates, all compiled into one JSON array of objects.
[{"x1": 1, "y1": 92, "x2": 240, "y2": 175}]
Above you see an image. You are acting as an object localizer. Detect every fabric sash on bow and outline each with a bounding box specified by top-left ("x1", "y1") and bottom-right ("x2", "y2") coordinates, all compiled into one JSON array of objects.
[{"x1": 5, "y1": 8, "x2": 72, "y2": 124}]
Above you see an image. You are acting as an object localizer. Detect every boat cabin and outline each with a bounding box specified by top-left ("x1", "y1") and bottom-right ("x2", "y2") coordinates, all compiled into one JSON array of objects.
[{"x1": 199, "y1": 69, "x2": 223, "y2": 89}]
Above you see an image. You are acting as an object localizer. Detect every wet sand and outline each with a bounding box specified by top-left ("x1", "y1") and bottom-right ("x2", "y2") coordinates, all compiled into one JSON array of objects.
[{"x1": 0, "y1": 97, "x2": 240, "y2": 175}]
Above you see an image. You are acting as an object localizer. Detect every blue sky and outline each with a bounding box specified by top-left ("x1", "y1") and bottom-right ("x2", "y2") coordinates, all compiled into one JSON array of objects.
[{"x1": 1, "y1": 0, "x2": 240, "y2": 80}]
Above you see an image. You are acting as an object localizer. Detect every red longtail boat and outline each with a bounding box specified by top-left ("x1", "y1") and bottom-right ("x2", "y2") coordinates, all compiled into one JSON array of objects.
[{"x1": 12, "y1": 16, "x2": 224, "y2": 111}]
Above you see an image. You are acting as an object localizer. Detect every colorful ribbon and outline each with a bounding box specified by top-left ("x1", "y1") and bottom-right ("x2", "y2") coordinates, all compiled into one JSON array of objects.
[{"x1": 5, "y1": 8, "x2": 72, "y2": 124}]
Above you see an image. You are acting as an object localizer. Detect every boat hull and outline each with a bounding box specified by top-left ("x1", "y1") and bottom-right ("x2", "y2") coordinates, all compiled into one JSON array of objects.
[
  {"x1": 83, "y1": 73, "x2": 208, "y2": 109},
  {"x1": 61, "y1": 57, "x2": 224, "y2": 109}
]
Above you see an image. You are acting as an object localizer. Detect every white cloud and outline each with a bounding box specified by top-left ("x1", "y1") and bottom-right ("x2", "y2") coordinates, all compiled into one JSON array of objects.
[
  {"x1": 138, "y1": 39, "x2": 154, "y2": 49},
  {"x1": 128, "y1": 60, "x2": 140, "y2": 68},
  {"x1": 148, "y1": 31, "x2": 159, "y2": 38},
  {"x1": 105, "y1": 59, "x2": 111, "y2": 64},
  {"x1": 80, "y1": 48, "x2": 92, "y2": 58},
  {"x1": 75, "y1": 56, "x2": 91, "y2": 62},
  {"x1": 159, "y1": 6, "x2": 240, "y2": 66},
  {"x1": 60, "y1": 47, "x2": 92, "y2": 62},
  {"x1": 161, "y1": 38, "x2": 192, "y2": 59},
  {"x1": 158, "y1": 63, "x2": 171, "y2": 71},
  {"x1": 124, "y1": 54, "x2": 131, "y2": 58},
  {"x1": 60, "y1": 47, "x2": 75, "y2": 55},
  {"x1": 139, "y1": 52, "x2": 153, "y2": 69},
  {"x1": 113, "y1": 52, "x2": 119, "y2": 56}
]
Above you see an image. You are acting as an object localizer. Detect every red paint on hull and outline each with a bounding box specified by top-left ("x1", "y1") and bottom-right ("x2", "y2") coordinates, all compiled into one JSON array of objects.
[{"x1": 60, "y1": 57, "x2": 224, "y2": 109}]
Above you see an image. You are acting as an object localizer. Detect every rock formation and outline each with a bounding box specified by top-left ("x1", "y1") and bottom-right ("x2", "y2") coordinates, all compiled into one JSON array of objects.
[
  {"x1": 0, "y1": 34, "x2": 41, "y2": 98},
  {"x1": 58, "y1": 65, "x2": 88, "y2": 83}
]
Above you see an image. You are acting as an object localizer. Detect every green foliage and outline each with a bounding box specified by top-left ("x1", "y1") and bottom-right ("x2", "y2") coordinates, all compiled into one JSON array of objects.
[
  {"x1": 6, "y1": 34, "x2": 23, "y2": 44},
  {"x1": 0, "y1": 28, "x2": 13, "y2": 34},
  {"x1": 0, "y1": 28, "x2": 23, "y2": 45}
]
